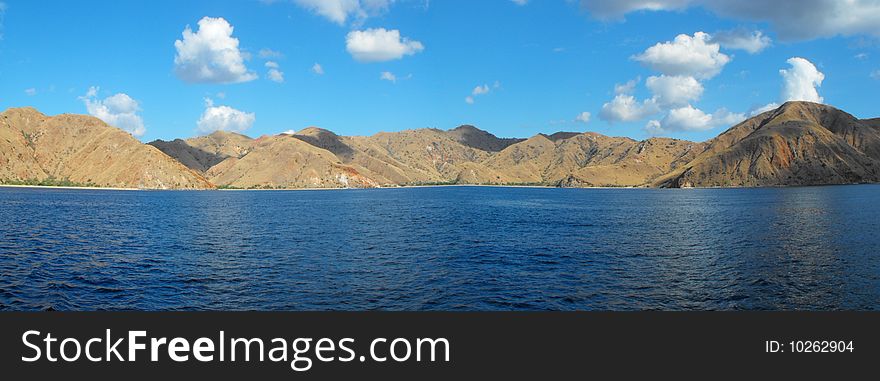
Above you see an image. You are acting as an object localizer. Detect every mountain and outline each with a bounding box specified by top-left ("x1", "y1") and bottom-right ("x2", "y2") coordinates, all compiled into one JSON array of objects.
[
  {"x1": 0, "y1": 107, "x2": 213, "y2": 189},
  {"x1": 654, "y1": 101, "x2": 880, "y2": 187},
  {"x1": 444, "y1": 125, "x2": 525, "y2": 152},
  {"x1": 483, "y1": 132, "x2": 704, "y2": 186},
  {"x1": 9, "y1": 102, "x2": 879, "y2": 190},
  {"x1": 147, "y1": 131, "x2": 253, "y2": 173}
]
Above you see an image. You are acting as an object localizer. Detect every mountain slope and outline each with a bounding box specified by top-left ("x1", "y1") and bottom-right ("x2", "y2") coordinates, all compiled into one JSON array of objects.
[
  {"x1": 1, "y1": 107, "x2": 214, "y2": 189},
  {"x1": 484, "y1": 132, "x2": 704, "y2": 186},
  {"x1": 444, "y1": 125, "x2": 525, "y2": 152},
  {"x1": 654, "y1": 101, "x2": 880, "y2": 187}
]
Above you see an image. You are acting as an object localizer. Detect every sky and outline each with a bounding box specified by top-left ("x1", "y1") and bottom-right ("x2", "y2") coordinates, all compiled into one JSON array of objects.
[{"x1": 0, "y1": 0, "x2": 879, "y2": 143}]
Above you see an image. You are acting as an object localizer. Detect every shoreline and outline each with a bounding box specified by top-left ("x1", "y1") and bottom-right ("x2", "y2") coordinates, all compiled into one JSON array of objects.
[
  {"x1": 0, "y1": 184, "x2": 140, "y2": 191},
  {"x1": 0, "y1": 183, "x2": 640, "y2": 192},
  {"x1": 1, "y1": 183, "x2": 873, "y2": 192}
]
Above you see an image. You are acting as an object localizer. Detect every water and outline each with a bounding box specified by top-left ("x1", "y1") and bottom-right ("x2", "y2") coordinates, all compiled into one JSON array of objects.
[{"x1": 1, "y1": 185, "x2": 879, "y2": 311}]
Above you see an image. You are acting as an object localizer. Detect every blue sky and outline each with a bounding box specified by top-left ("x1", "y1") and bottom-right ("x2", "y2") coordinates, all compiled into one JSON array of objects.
[{"x1": 0, "y1": 0, "x2": 878, "y2": 142}]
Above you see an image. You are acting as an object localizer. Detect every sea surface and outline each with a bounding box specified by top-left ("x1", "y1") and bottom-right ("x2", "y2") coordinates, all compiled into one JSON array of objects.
[{"x1": 1, "y1": 185, "x2": 879, "y2": 311}]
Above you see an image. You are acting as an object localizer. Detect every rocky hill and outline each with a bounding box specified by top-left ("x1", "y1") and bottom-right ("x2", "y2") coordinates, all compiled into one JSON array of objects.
[
  {"x1": 1, "y1": 107, "x2": 213, "y2": 189},
  {"x1": 654, "y1": 102, "x2": 880, "y2": 187},
  {"x1": 6, "y1": 102, "x2": 877, "y2": 190}
]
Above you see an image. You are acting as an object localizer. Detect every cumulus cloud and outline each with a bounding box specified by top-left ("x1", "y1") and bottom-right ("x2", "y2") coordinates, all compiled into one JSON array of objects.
[
  {"x1": 174, "y1": 17, "x2": 257, "y2": 84},
  {"x1": 380, "y1": 71, "x2": 397, "y2": 82},
  {"x1": 710, "y1": 28, "x2": 771, "y2": 54},
  {"x1": 345, "y1": 28, "x2": 424, "y2": 62},
  {"x1": 80, "y1": 87, "x2": 146, "y2": 137},
  {"x1": 614, "y1": 77, "x2": 640, "y2": 95},
  {"x1": 580, "y1": 0, "x2": 692, "y2": 20},
  {"x1": 579, "y1": 0, "x2": 880, "y2": 41},
  {"x1": 575, "y1": 112, "x2": 591, "y2": 124},
  {"x1": 633, "y1": 32, "x2": 730, "y2": 79},
  {"x1": 780, "y1": 57, "x2": 824, "y2": 103},
  {"x1": 645, "y1": 75, "x2": 703, "y2": 107},
  {"x1": 197, "y1": 98, "x2": 256, "y2": 134},
  {"x1": 312, "y1": 63, "x2": 324, "y2": 75},
  {"x1": 258, "y1": 48, "x2": 283, "y2": 59},
  {"x1": 651, "y1": 105, "x2": 745, "y2": 132},
  {"x1": 265, "y1": 61, "x2": 284, "y2": 83},
  {"x1": 645, "y1": 120, "x2": 665, "y2": 136},
  {"x1": 599, "y1": 94, "x2": 660, "y2": 122},
  {"x1": 293, "y1": 0, "x2": 394, "y2": 25},
  {"x1": 465, "y1": 84, "x2": 492, "y2": 104}
]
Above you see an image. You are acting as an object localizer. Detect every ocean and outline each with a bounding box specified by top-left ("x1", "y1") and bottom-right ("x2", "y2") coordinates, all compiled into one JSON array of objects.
[{"x1": 1, "y1": 185, "x2": 878, "y2": 310}]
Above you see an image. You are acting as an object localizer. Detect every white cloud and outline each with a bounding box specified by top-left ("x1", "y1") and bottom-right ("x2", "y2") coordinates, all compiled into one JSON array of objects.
[
  {"x1": 645, "y1": 120, "x2": 665, "y2": 136},
  {"x1": 575, "y1": 112, "x2": 591, "y2": 124},
  {"x1": 780, "y1": 57, "x2": 824, "y2": 103},
  {"x1": 645, "y1": 75, "x2": 703, "y2": 107},
  {"x1": 599, "y1": 94, "x2": 660, "y2": 122},
  {"x1": 511, "y1": 0, "x2": 529, "y2": 5},
  {"x1": 854, "y1": 53, "x2": 868, "y2": 60},
  {"x1": 872, "y1": 70, "x2": 880, "y2": 80},
  {"x1": 579, "y1": 0, "x2": 692, "y2": 20},
  {"x1": 265, "y1": 61, "x2": 284, "y2": 83},
  {"x1": 345, "y1": 28, "x2": 424, "y2": 62},
  {"x1": 24, "y1": 88, "x2": 37, "y2": 96},
  {"x1": 710, "y1": 28, "x2": 771, "y2": 54},
  {"x1": 312, "y1": 63, "x2": 324, "y2": 75},
  {"x1": 80, "y1": 87, "x2": 146, "y2": 137},
  {"x1": 258, "y1": 48, "x2": 283, "y2": 59},
  {"x1": 281, "y1": 129, "x2": 296, "y2": 135},
  {"x1": 174, "y1": 17, "x2": 257, "y2": 84},
  {"x1": 579, "y1": 0, "x2": 880, "y2": 41},
  {"x1": 197, "y1": 98, "x2": 255, "y2": 134},
  {"x1": 465, "y1": 84, "x2": 492, "y2": 104},
  {"x1": 633, "y1": 32, "x2": 730, "y2": 79},
  {"x1": 750, "y1": 103, "x2": 780, "y2": 116},
  {"x1": 293, "y1": 0, "x2": 395, "y2": 25},
  {"x1": 614, "y1": 77, "x2": 640, "y2": 95},
  {"x1": 657, "y1": 105, "x2": 745, "y2": 132},
  {"x1": 380, "y1": 71, "x2": 397, "y2": 82}
]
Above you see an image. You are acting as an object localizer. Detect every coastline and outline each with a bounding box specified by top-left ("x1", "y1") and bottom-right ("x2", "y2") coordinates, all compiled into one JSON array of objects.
[
  {"x1": 0, "y1": 184, "x2": 141, "y2": 191},
  {"x1": 1, "y1": 182, "x2": 872, "y2": 192},
  {"x1": 0, "y1": 183, "x2": 642, "y2": 192}
]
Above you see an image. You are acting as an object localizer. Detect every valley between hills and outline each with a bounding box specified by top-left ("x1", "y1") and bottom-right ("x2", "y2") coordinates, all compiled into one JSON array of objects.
[{"x1": 2, "y1": 101, "x2": 879, "y2": 190}]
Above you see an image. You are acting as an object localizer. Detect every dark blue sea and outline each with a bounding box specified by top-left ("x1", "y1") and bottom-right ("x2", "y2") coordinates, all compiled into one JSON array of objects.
[{"x1": 1, "y1": 185, "x2": 879, "y2": 311}]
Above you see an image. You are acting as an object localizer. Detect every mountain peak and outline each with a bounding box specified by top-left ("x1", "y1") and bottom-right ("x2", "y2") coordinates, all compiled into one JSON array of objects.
[
  {"x1": 296, "y1": 126, "x2": 338, "y2": 137},
  {"x1": 445, "y1": 125, "x2": 525, "y2": 152}
]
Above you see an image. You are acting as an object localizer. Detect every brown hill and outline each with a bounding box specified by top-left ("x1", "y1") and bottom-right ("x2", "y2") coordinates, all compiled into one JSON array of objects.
[
  {"x1": 203, "y1": 134, "x2": 383, "y2": 189},
  {"x1": 103, "y1": 101, "x2": 880, "y2": 190},
  {"x1": 654, "y1": 101, "x2": 880, "y2": 187},
  {"x1": 483, "y1": 132, "x2": 704, "y2": 186},
  {"x1": 444, "y1": 125, "x2": 525, "y2": 152},
  {"x1": 0, "y1": 107, "x2": 213, "y2": 189}
]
